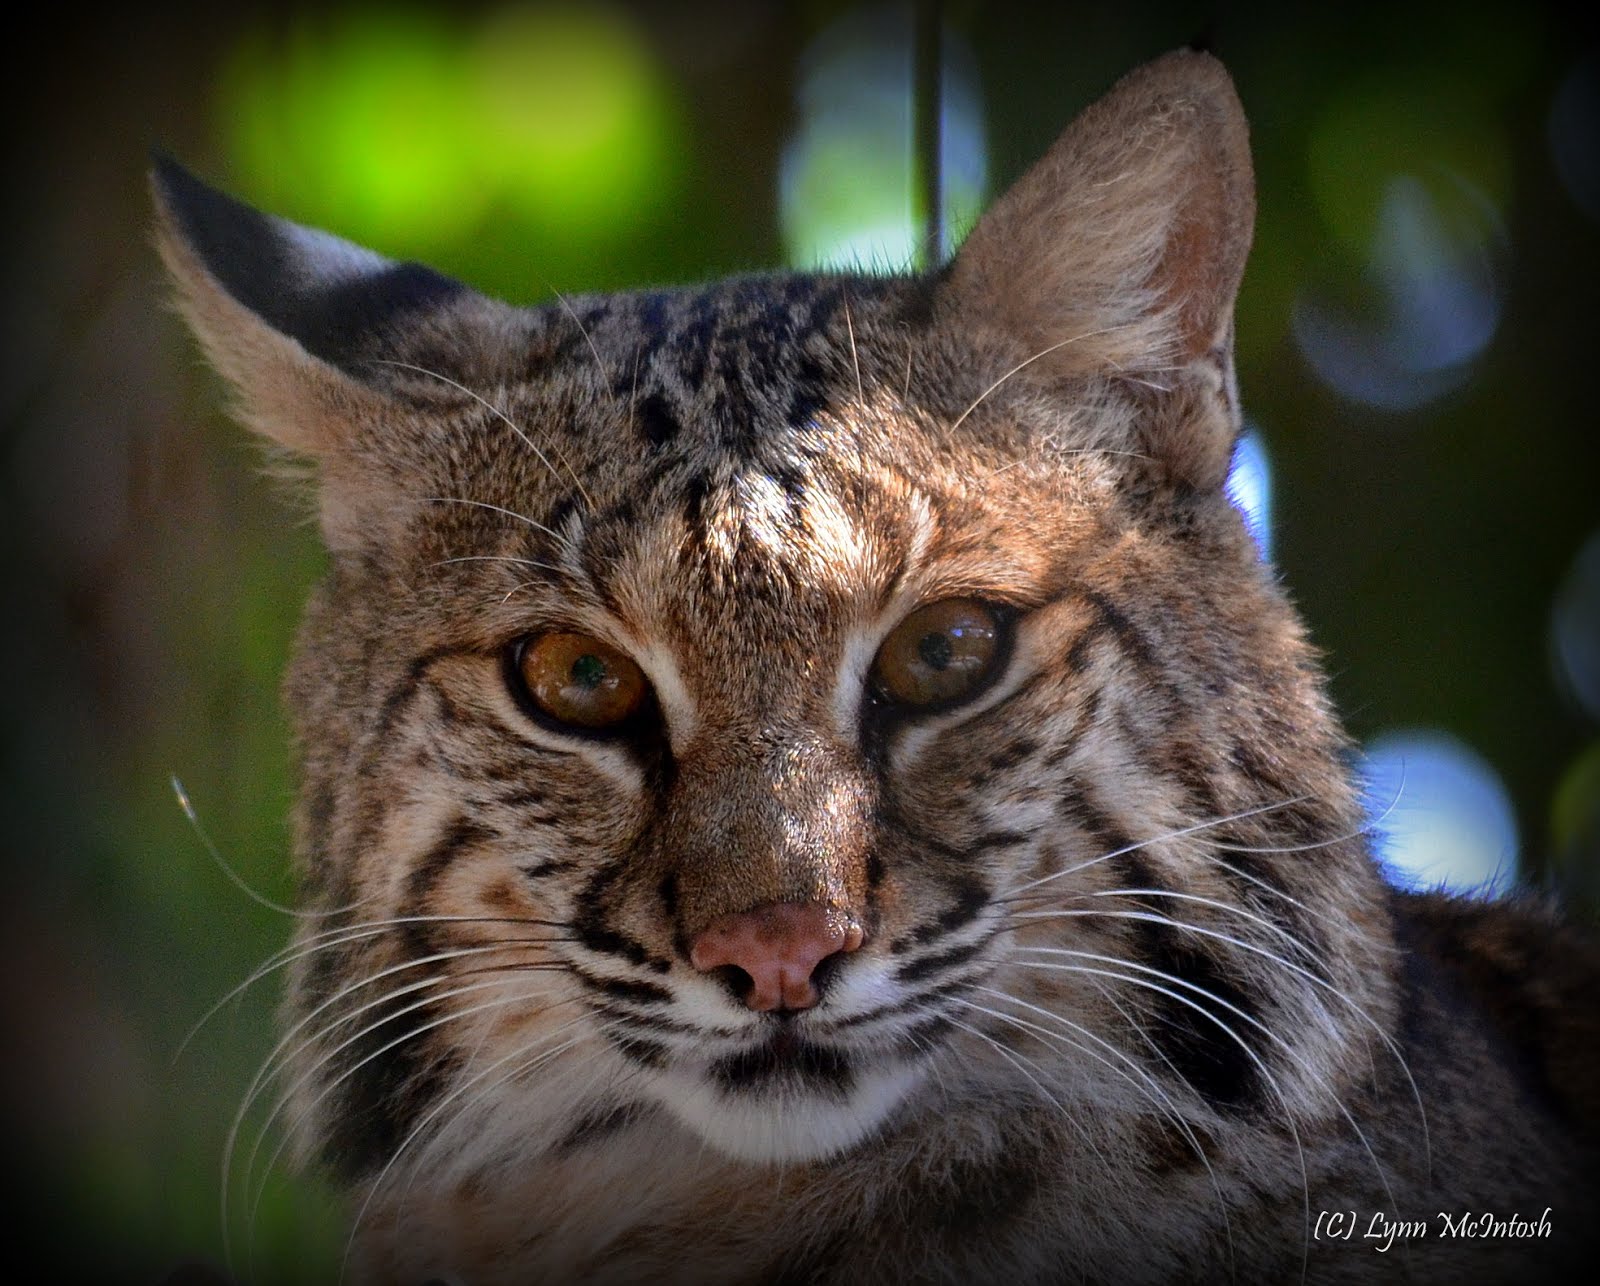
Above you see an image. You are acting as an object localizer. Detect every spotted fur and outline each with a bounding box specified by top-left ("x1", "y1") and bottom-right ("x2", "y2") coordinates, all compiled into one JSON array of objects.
[{"x1": 157, "y1": 52, "x2": 1598, "y2": 1284}]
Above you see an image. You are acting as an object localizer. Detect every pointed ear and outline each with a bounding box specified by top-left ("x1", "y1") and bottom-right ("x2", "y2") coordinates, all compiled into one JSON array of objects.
[
  {"x1": 150, "y1": 155, "x2": 474, "y2": 457},
  {"x1": 940, "y1": 50, "x2": 1254, "y2": 489}
]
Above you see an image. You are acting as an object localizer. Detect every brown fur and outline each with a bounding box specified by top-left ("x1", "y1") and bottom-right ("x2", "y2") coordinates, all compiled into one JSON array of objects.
[{"x1": 156, "y1": 51, "x2": 1598, "y2": 1284}]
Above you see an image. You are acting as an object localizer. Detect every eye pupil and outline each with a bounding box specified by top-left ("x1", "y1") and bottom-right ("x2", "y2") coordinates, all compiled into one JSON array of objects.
[
  {"x1": 872, "y1": 598, "x2": 1002, "y2": 711},
  {"x1": 513, "y1": 633, "x2": 649, "y2": 732},
  {"x1": 918, "y1": 632, "x2": 954, "y2": 670},
  {"x1": 570, "y1": 653, "x2": 606, "y2": 689}
]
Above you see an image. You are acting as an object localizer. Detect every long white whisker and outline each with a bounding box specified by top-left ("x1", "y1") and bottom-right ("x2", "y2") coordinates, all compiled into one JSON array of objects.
[
  {"x1": 937, "y1": 1011, "x2": 1110, "y2": 1172},
  {"x1": 1079, "y1": 886, "x2": 1326, "y2": 965},
  {"x1": 997, "y1": 959, "x2": 1309, "y2": 1280},
  {"x1": 950, "y1": 324, "x2": 1135, "y2": 434},
  {"x1": 342, "y1": 1012, "x2": 614, "y2": 1283},
  {"x1": 1205, "y1": 770, "x2": 1405, "y2": 858},
  {"x1": 426, "y1": 554, "x2": 565, "y2": 576},
  {"x1": 1001, "y1": 796, "x2": 1312, "y2": 902},
  {"x1": 1011, "y1": 911, "x2": 1430, "y2": 1175},
  {"x1": 958, "y1": 985, "x2": 1235, "y2": 1255},
  {"x1": 172, "y1": 776, "x2": 367, "y2": 920},
  {"x1": 231, "y1": 938, "x2": 564, "y2": 1173},
  {"x1": 241, "y1": 979, "x2": 574, "y2": 1264},
  {"x1": 177, "y1": 915, "x2": 570, "y2": 1064},
  {"x1": 390, "y1": 1013, "x2": 608, "y2": 1217},
  {"x1": 372, "y1": 359, "x2": 593, "y2": 509},
  {"x1": 423, "y1": 496, "x2": 574, "y2": 550}
]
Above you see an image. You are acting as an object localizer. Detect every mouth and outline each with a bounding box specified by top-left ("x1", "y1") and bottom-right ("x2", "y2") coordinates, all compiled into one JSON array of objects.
[
  {"x1": 710, "y1": 1028, "x2": 854, "y2": 1097},
  {"x1": 642, "y1": 1022, "x2": 928, "y2": 1164}
]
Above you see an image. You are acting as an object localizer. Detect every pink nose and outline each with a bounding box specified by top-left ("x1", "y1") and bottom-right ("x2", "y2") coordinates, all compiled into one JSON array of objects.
[{"x1": 688, "y1": 902, "x2": 865, "y2": 1012}]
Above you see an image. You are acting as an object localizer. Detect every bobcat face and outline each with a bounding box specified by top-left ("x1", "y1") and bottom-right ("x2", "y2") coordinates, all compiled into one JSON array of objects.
[{"x1": 156, "y1": 50, "x2": 1424, "y2": 1279}]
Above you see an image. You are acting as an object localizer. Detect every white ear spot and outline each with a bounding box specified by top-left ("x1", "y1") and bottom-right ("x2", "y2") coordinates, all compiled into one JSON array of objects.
[{"x1": 279, "y1": 219, "x2": 394, "y2": 287}]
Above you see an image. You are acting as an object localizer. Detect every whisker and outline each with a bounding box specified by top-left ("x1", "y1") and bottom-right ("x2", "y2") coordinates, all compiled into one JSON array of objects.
[
  {"x1": 843, "y1": 292, "x2": 865, "y2": 405},
  {"x1": 423, "y1": 496, "x2": 574, "y2": 550},
  {"x1": 172, "y1": 776, "x2": 368, "y2": 921},
  {"x1": 219, "y1": 937, "x2": 572, "y2": 1260},
  {"x1": 177, "y1": 915, "x2": 573, "y2": 1063},
  {"x1": 958, "y1": 984, "x2": 1236, "y2": 1269},
  {"x1": 1206, "y1": 773, "x2": 1404, "y2": 857},
  {"x1": 239, "y1": 979, "x2": 577, "y2": 1263},
  {"x1": 949, "y1": 324, "x2": 1136, "y2": 434},
  {"x1": 937, "y1": 1010, "x2": 1111, "y2": 1173},
  {"x1": 390, "y1": 1012, "x2": 608, "y2": 1217},
  {"x1": 1075, "y1": 886, "x2": 1328, "y2": 966},
  {"x1": 553, "y1": 289, "x2": 610, "y2": 401},
  {"x1": 1000, "y1": 795, "x2": 1312, "y2": 903},
  {"x1": 231, "y1": 938, "x2": 568, "y2": 1165},
  {"x1": 1010, "y1": 911, "x2": 1429, "y2": 1176},
  {"x1": 426, "y1": 554, "x2": 565, "y2": 576},
  {"x1": 1006, "y1": 950, "x2": 1405, "y2": 1275},
  {"x1": 371, "y1": 359, "x2": 593, "y2": 509},
  {"x1": 342, "y1": 1011, "x2": 616, "y2": 1282},
  {"x1": 997, "y1": 957, "x2": 1309, "y2": 1280}
]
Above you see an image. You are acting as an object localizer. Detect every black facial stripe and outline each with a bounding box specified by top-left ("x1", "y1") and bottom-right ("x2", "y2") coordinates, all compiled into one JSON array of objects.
[
  {"x1": 1081, "y1": 589, "x2": 1163, "y2": 676},
  {"x1": 827, "y1": 970, "x2": 977, "y2": 1034},
  {"x1": 969, "y1": 828, "x2": 1032, "y2": 854},
  {"x1": 573, "y1": 859, "x2": 672, "y2": 974},
  {"x1": 374, "y1": 648, "x2": 460, "y2": 740},
  {"x1": 910, "y1": 878, "x2": 991, "y2": 947},
  {"x1": 895, "y1": 938, "x2": 987, "y2": 985},
  {"x1": 402, "y1": 816, "x2": 499, "y2": 955},
  {"x1": 1138, "y1": 934, "x2": 1263, "y2": 1111},
  {"x1": 1064, "y1": 619, "x2": 1103, "y2": 673},
  {"x1": 605, "y1": 1032, "x2": 670, "y2": 1068},
  {"x1": 1056, "y1": 789, "x2": 1135, "y2": 863},
  {"x1": 570, "y1": 969, "x2": 672, "y2": 1007},
  {"x1": 985, "y1": 739, "x2": 1040, "y2": 773},
  {"x1": 573, "y1": 918, "x2": 668, "y2": 973},
  {"x1": 592, "y1": 1005, "x2": 716, "y2": 1038},
  {"x1": 1103, "y1": 848, "x2": 1261, "y2": 1111},
  {"x1": 552, "y1": 1102, "x2": 645, "y2": 1156},
  {"x1": 316, "y1": 983, "x2": 456, "y2": 1183},
  {"x1": 518, "y1": 856, "x2": 579, "y2": 879}
]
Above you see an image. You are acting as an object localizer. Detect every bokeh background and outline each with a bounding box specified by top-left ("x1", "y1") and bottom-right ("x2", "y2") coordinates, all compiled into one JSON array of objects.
[{"x1": 2, "y1": 0, "x2": 1596, "y2": 1279}]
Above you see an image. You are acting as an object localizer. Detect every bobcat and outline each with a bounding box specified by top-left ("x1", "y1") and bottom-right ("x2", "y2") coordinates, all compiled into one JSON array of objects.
[{"x1": 156, "y1": 51, "x2": 1598, "y2": 1284}]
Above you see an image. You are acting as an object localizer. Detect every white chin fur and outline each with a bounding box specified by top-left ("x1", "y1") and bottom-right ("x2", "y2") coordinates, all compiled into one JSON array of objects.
[{"x1": 649, "y1": 1062, "x2": 924, "y2": 1163}]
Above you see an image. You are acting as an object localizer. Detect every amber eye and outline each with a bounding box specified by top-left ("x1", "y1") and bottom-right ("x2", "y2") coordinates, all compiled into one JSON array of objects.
[
  {"x1": 872, "y1": 599, "x2": 1002, "y2": 708},
  {"x1": 513, "y1": 633, "x2": 650, "y2": 731}
]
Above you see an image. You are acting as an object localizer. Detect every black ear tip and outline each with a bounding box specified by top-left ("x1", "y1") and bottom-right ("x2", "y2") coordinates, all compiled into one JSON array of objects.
[
  {"x1": 148, "y1": 151, "x2": 230, "y2": 220},
  {"x1": 148, "y1": 147, "x2": 190, "y2": 201}
]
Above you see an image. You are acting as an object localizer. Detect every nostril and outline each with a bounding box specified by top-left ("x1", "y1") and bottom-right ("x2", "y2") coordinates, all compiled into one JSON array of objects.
[
  {"x1": 713, "y1": 964, "x2": 756, "y2": 1006},
  {"x1": 688, "y1": 901, "x2": 864, "y2": 1012},
  {"x1": 808, "y1": 948, "x2": 848, "y2": 996}
]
